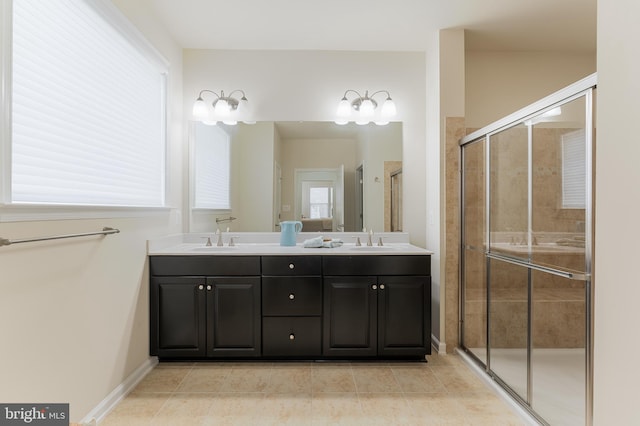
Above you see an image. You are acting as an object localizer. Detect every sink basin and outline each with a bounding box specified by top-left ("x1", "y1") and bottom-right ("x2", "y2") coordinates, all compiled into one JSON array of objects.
[
  {"x1": 190, "y1": 246, "x2": 239, "y2": 252},
  {"x1": 349, "y1": 246, "x2": 397, "y2": 251}
]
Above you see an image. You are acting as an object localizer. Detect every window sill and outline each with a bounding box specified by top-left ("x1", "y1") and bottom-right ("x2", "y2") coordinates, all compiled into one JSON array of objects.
[{"x1": 0, "y1": 203, "x2": 173, "y2": 222}]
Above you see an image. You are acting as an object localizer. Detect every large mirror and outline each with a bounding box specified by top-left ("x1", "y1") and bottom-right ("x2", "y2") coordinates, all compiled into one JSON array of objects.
[{"x1": 191, "y1": 121, "x2": 403, "y2": 232}]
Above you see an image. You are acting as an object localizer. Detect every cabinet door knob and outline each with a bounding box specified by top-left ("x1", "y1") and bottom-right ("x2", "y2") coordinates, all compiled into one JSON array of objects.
[
  {"x1": 289, "y1": 263, "x2": 295, "y2": 269},
  {"x1": 372, "y1": 284, "x2": 377, "y2": 290},
  {"x1": 207, "y1": 285, "x2": 212, "y2": 291},
  {"x1": 289, "y1": 333, "x2": 295, "y2": 340},
  {"x1": 289, "y1": 293, "x2": 295, "y2": 300},
  {"x1": 198, "y1": 285, "x2": 204, "y2": 290},
  {"x1": 379, "y1": 284, "x2": 385, "y2": 290}
]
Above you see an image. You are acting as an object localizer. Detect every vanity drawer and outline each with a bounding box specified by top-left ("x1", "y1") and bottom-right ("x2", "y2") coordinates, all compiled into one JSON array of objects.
[
  {"x1": 262, "y1": 277, "x2": 322, "y2": 316},
  {"x1": 150, "y1": 256, "x2": 261, "y2": 276},
  {"x1": 322, "y1": 255, "x2": 431, "y2": 276},
  {"x1": 262, "y1": 256, "x2": 322, "y2": 276},
  {"x1": 262, "y1": 317, "x2": 321, "y2": 357}
]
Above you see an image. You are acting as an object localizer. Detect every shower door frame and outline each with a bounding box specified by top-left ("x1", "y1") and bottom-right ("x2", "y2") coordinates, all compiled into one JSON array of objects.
[{"x1": 459, "y1": 73, "x2": 596, "y2": 426}]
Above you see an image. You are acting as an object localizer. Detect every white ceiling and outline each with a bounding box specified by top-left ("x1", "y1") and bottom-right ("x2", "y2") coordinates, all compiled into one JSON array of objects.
[{"x1": 142, "y1": 0, "x2": 596, "y2": 52}]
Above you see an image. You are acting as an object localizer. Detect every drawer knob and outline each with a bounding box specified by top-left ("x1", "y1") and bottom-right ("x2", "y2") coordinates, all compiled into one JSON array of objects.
[
  {"x1": 372, "y1": 284, "x2": 377, "y2": 290},
  {"x1": 289, "y1": 263, "x2": 295, "y2": 269},
  {"x1": 379, "y1": 284, "x2": 385, "y2": 290},
  {"x1": 207, "y1": 285, "x2": 212, "y2": 291},
  {"x1": 289, "y1": 333, "x2": 295, "y2": 340},
  {"x1": 289, "y1": 293, "x2": 295, "y2": 300},
  {"x1": 198, "y1": 285, "x2": 204, "y2": 290}
]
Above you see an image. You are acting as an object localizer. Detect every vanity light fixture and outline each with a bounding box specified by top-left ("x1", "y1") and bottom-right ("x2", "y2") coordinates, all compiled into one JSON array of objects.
[
  {"x1": 335, "y1": 89, "x2": 397, "y2": 126},
  {"x1": 192, "y1": 89, "x2": 254, "y2": 125}
]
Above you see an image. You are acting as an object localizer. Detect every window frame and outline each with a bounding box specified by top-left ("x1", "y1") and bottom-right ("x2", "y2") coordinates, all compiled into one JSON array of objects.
[{"x1": 0, "y1": 0, "x2": 171, "y2": 222}]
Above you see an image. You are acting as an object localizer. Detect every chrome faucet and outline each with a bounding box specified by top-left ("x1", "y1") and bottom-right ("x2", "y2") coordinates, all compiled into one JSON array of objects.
[
  {"x1": 367, "y1": 229, "x2": 374, "y2": 246},
  {"x1": 215, "y1": 229, "x2": 224, "y2": 246}
]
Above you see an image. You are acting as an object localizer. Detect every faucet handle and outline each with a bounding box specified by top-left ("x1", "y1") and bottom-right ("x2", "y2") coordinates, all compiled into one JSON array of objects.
[
  {"x1": 352, "y1": 236, "x2": 362, "y2": 247},
  {"x1": 377, "y1": 236, "x2": 384, "y2": 246},
  {"x1": 228, "y1": 236, "x2": 239, "y2": 247},
  {"x1": 201, "y1": 236, "x2": 213, "y2": 247}
]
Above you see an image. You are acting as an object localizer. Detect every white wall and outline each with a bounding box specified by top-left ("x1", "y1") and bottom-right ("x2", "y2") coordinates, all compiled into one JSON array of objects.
[
  {"x1": 0, "y1": 2, "x2": 183, "y2": 422},
  {"x1": 183, "y1": 49, "x2": 427, "y2": 247},
  {"x1": 594, "y1": 0, "x2": 640, "y2": 423}
]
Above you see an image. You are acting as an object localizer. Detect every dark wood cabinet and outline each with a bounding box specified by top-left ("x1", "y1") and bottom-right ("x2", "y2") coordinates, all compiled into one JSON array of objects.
[
  {"x1": 323, "y1": 276, "x2": 377, "y2": 357},
  {"x1": 149, "y1": 256, "x2": 261, "y2": 359},
  {"x1": 150, "y1": 276, "x2": 207, "y2": 358},
  {"x1": 261, "y1": 256, "x2": 323, "y2": 357},
  {"x1": 323, "y1": 256, "x2": 431, "y2": 358},
  {"x1": 207, "y1": 277, "x2": 261, "y2": 357},
  {"x1": 150, "y1": 253, "x2": 430, "y2": 360}
]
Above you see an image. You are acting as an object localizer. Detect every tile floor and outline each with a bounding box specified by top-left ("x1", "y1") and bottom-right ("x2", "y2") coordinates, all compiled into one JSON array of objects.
[{"x1": 101, "y1": 353, "x2": 526, "y2": 425}]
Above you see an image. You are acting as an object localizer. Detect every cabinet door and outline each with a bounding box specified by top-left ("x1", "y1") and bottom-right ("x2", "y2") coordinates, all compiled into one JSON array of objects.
[
  {"x1": 323, "y1": 276, "x2": 377, "y2": 357},
  {"x1": 377, "y1": 276, "x2": 431, "y2": 356},
  {"x1": 207, "y1": 277, "x2": 261, "y2": 357},
  {"x1": 150, "y1": 277, "x2": 207, "y2": 358}
]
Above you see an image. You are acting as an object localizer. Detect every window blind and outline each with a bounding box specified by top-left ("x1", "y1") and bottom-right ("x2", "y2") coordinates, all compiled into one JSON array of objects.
[
  {"x1": 193, "y1": 123, "x2": 230, "y2": 210},
  {"x1": 10, "y1": 0, "x2": 167, "y2": 206},
  {"x1": 561, "y1": 129, "x2": 586, "y2": 209}
]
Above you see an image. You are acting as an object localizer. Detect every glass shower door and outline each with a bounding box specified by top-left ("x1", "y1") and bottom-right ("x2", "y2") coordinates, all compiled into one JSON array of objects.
[
  {"x1": 488, "y1": 123, "x2": 530, "y2": 401},
  {"x1": 461, "y1": 138, "x2": 486, "y2": 364},
  {"x1": 529, "y1": 95, "x2": 589, "y2": 425}
]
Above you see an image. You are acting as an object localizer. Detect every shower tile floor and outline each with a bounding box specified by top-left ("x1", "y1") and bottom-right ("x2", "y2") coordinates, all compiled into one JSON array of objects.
[{"x1": 100, "y1": 353, "x2": 528, "y2": 425}]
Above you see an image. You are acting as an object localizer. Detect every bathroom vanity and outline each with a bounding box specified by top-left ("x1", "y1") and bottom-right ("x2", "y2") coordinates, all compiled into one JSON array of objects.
[{"x1": 148, "y1": 233, "x2": 432, "y2": 361}]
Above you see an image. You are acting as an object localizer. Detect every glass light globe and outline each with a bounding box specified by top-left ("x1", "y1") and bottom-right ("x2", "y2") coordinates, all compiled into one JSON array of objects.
[
  {"x1": 374, "y1": 120, "x2": 389, "y2": 126},
  {"x1": 359, "y1": 99, "x2": 375, "y2": 119},
  {"x1": 192, "y1": 98, "x2": 208, "y2": 119},
  {"x1": 214, "y1": 98, "x2": 230, "y2": 116},
  {"x1": 223, "y1": 120, "x2": 238, "y2": 125},
  {"x1": 336, "y1": 99, "x2": 352, "y2": 118},
  {"x1": 335, "y1": 118, "x2": 349, "y2": 125},
  {"x1": 381, "y1": 98, "x2": 397, "y2": 118}
]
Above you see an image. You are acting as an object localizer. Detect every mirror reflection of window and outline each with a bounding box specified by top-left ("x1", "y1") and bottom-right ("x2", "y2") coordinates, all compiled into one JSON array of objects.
[{"x1": 302, "y1": 181, "x2": 334, "y2": 219}]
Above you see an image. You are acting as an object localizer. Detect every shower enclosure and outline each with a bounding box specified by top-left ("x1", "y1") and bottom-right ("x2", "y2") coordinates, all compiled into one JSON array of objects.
[{"x1": 459, "y1": 74, "x2": 595, "y2": 426}]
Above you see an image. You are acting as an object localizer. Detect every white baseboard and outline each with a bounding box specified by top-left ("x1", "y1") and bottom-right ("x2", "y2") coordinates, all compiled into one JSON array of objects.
[
  {"x1": 80, "y1": 357, "x2": 158, "y2": 425},
  {"x1": 431, "y1": 334, "x2": 447, "y2": 354}
]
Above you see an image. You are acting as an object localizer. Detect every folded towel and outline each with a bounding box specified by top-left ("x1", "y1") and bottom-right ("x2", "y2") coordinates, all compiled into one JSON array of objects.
[
  {"x1": 303, "y1": 236, "x2": 324, "y2": 248},
  {"x1": 322, "y1": 238, "x2": 343, "y2": 248}
]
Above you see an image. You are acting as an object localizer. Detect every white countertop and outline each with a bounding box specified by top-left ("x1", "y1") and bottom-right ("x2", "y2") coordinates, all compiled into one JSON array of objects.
[{"x1": 148, "y1": 232, "x2": 432, "y2": 256}]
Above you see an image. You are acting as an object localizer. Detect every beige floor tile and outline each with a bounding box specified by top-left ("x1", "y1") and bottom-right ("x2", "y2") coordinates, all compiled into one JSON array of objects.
[
  {"x1": 404, "y1": 392, "x2": 466, "y2": 420},
  {"x1": 392, "y1": 366, "x2": 447, "y2": 393},
  {"x1": 264, "y1": 366, "x2": 312, "y2": 393},
  {"x1": 219, "y1": 366, "x2": 272, "y2": 392},
  {"x1": 103, "y1": 361, "x2": 528, "y2": 425},
  {"x1": 207, "y1": 392, "x2": 264, "y2": 417},
  {"x1": 257, "y1": 392, "x2": 313, "y2": 425},
  {"x1": 155, "y1": 393, "x2": 215, "y2": 417},
  {"x1": 352, "y1": 366, "x2": 402, "y2": 392},
  {"x1": 431, "y1": 365, "x2": 488, "y2": 393},
  {"x1": 133, "y1": 367, "x2": 191, "y2": 393},
  {"x1": 176, "y1": 367, "x2": 228, "y2": 392},
  {"x1": 311, "y1": 366, "x2": 356, "y2": 393},
  {"x1": 311, "y1": 392, "x2": 362, "y2": 419},
  {"x1": 358, "y1": 392, "x2": 409, "y2": 419}
]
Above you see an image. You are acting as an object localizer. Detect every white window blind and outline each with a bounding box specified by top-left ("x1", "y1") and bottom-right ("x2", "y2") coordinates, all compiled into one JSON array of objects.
[
  {"x1": 10, "y1": 0, "x2": 167, "y2": 207},
  {"x1": 561, "y1": 129, "x2": 586, "y2": 209},
  {"x1": 193, "y1": 123, "x2": 230, "y2": 210}
]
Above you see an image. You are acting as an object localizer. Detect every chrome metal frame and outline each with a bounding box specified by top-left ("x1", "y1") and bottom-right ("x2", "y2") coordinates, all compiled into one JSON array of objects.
[{"x1": 459, "y1": 74, "x2": 596, "y2": 426}]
